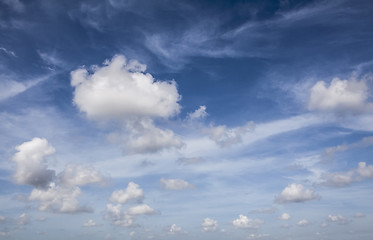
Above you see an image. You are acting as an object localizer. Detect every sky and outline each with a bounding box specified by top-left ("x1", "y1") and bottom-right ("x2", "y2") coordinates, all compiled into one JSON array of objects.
[{"x1": 0, "y1": 0, "x2": 373, "y2": 239}]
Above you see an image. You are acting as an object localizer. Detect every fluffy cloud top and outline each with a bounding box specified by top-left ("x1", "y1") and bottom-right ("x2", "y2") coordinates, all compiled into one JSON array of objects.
[
  {"x1": 71, "y1": 55, "x2": 181, "y2": 120},
  {"x1": 126, "y1": 204, "x2": 155, "y2": 215},
  {"x1": 308, "y1": 76, "x2": 372, "y2": 114},
  {"x1": 278, "y1": 213, "x2": 291, "y2": 220},
  {"x1": 232, "y1": 214, "x2": 263, "y2": 229},
  {"x1": 160, "y1": 178, "x2": 194, "y2": 190},
  {"x1": 327, "y1": 214, "x2": 348, "y2": 224},
  {"x1": 275, "y1": 183, "x2": 319, "y2": 203},
  {"x1": 297, "y1": 219, "x2": 309, "y2": 227},
  {"x1": 83, "y1": 219, "x2": 98, "y2": 227},
  {"x1": 321, "y1": 162, "x2": 373, "y2": 187},
  {"x1": 12, "y1": 138, "x2": 56, "y2": 188},
  {"x1": 168, "y1": 224, "x2": 182, "y2": 234},
  {"x1": 201, "y1": 217, "x2": 218, "y2": 232},
  {"x1": 29, "y1": 182, "x2": 91, "y2": 213},
  {"x1": 58, "y1": 164, "x2": 107, "y2": 187},
  {"x1": 109, "y1": 182, "x2": 144, "y2": 204}
]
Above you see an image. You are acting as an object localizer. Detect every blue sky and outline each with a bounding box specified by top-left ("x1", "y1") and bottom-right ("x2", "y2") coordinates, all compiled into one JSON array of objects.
[{"x1": 1, "y1": 0, "x2": 373, "y2": 239}]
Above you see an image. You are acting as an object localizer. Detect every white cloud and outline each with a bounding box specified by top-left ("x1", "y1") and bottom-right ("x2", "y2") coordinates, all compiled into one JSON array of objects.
[
  {"x1": 188, "y1": 105, "x2": 207, "y2": 120},
  {"x1": 105, "y1": 204, "x2": 134, "y2": 227},
  {"x1": 168, "y1": 224, "x2": 182, "y2": 234},
  {"x1": 83, "y1": 219, "x2": 98, "y2": 227},
  {"x1": 297, "y1": 219, "x2": 309, "y2": 227},
  {"x1": 29, "y1": 182, "x2": 91, "y2": 213},
  {"x1": 71, "y1": 55, "x2": 180, "y2": 120},
  {"x1": 248, "y1": 233, "x2": 270, "y2": 239},
  {"x1": 308, "y1": 76, "x2": 372, "y2": 114},
  {"x1": 121, "y1": 119, "x2": 183, "y2": 154},
  {"x1": 160, "y1": 178, "x2": 194, "y2": 190},
  {"x1": 232, "y1": 214, "x2": 263, "y2": 229},
  {"x1": 109, "y1": 182, "x2": 144, "y2": 204},
  {"x1": 126, "y1": 204, "x2": 155, "y2": 216},
  {"x1": 71, "y1": 55, "x2": 183, "y2": 154},
  {"x1": 327, "y1": 214, "x2": 348, "y2": 224},
  {"x1": 275, "y1": 183, "x2": 319, "y2": 203},
  {"x1": 321, "y1": 162, "x2": 373, "y2": 187},
  {"x1": 201, "y1": 217, "x2": 218, "y2": 232},
  {"x1": 278, "y1": 213, "x2": 291, "y2": 220},
  {"x1": 58, "y1": 164, "x2": 107, "y2": 187},
  {"x1": 205, "y1": 121, "x2": 255, "y2": 148},
  {"x1": 17, "y1": 213, "x2": 29, "y2": 226},
  {"x1": 354, "y1": 212, "x2": 365, "y2": 218},
  {"x1": 12, "y1": 138, "x2": 56, "y2": 188}
]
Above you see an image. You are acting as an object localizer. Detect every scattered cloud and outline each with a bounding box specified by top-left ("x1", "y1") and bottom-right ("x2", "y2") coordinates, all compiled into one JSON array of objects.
[
  {"x1": 109, "y1": 182, "x2": 144, "y2": 204},
  {"x1": 0, "y1": 47, "x2": 17, "y2": 57},
  {"x1": 248, "y1": 233, "x2": 270, "y2": 239},
  {"x1": 297, "y1": 219, "x2": 309, "y2": 227},
  {"x1": 83, "y1": 219, "x2": 98, "y2": 227},
  {"x1": 29, "y1": 182, "x2": 92, "y2": 213},
  {"x1": 327, "y1": 214, "x2": 348, "y2": 224},
  {"x1": 12, "y1": 138, "x2": 56, "y2": 189},
  {"x1": 201, "y1": 218, "x2": 218, "y2": 232},
  {"x1": 167, "y1": 224, "x2": 182, "y2": 234},
  {"x1": 58, "y1": 164, "x2": 107, "y2": 187},
  {"x1": 232, "y1": 215, "x2": 263, "y2": 229},
  {"x1": 308, "y1": 75, "x2": 373, "y2": 114},
  {"x1": 354, "y1": 212, "x2": 366, "y2": 218},
  {"x1": 275, "y1": 183, "x2": 319, "y2": 203},
  {"x1": 160, "y1": 178, "x2": 194, "y2": 190},
  {"x1": 321, "y1": 162, "x2": 373, "y2": 187},
  {"x1": 205, "y1": 121, "x2": 255, "y2": 148},
  {"x1": 188, "y1": 105, "x2": 207, "y2": 120},
  {"x1": 278, "y1": 213, "x2": 291, "y2": 220}
]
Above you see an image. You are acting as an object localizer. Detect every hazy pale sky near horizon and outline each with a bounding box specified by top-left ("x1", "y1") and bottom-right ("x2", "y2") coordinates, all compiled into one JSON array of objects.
[{"x1": 1, "y1": 0, "x2": 373, "y2": 239}]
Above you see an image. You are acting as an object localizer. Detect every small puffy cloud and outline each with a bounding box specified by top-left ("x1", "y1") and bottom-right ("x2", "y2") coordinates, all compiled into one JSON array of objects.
[
  {"x1": 308, "y1": 76, "x2": 372, "y2": 114},
  {"x1": 201, "y1": 217, "x2": 218, "y2": 232},
  {"x1": 327, "y1": 214, "x2": 348, "y2": 224},
  {"x1": 12, "y1": 138, "x2": 56, "y2": 189},
  {"x1": 354, "y1": 212, "x2": 366, "y2": 218},
  {"x1": 58, "y1": 164, "x2": 107, "y2": 187},
  {"x1": 160, "y1": 178, "x2": 194, "y2": 190},
  {"x1": 275, "y1": 183, "x2": 319, "y2": 203},
  {"x1": 168, "y1": 224, "x2": 182, "y2": 234},
  {"x1": 278, "y1": 213, "x2": 291, "y2": 220},
  {"x1": 83, "y1": 219, "x2": 98, "y2": 227},
  {"x1": 205, "y1": 121, "x2": 255, "y2": 148},
  {"x1": 29, "y1": 182, "x2": 91, "y2": 213},
  {"x1": 232, "y1": 214, "x2": 263, "y2": 229},
  {"x1": 109, "y1": 182, "x2": 144, "y2": 204},
  {"x1": 126, "y1": 204, "x2": 155, "y2": 216},
  {"x1": 297, "y1": 219, "x2": 309, "y2": 227},
  {"x1": 188, "y1": 105, "x2": 207, "y2": 120},
  {"x1": 321, "y1": 162, "x2": 373, "y2": 187},
  {"x1": 71, "y1": 55, "x2": 181, "y2": 120},
  {"x1": 248, "y1": 234, "x2": 270, "y2": 239}
]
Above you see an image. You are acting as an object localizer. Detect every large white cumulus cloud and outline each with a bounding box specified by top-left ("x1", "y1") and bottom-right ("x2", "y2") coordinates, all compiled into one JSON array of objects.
[
  {"x1": 308, "y1": 76, "x2": 372, "y2": 114},
  {"x1": 275, "y1": 183, "x2": 319, "y2": 203},
  {"x1": 12, "y1": 138, "x2": 56, "y2": 188},
  {"x1": 71, "y1": 55, "x2": 181, "y2": 120},
  {"x1": 70, "y1": 55, "x2": 183, "y2": 154}
]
